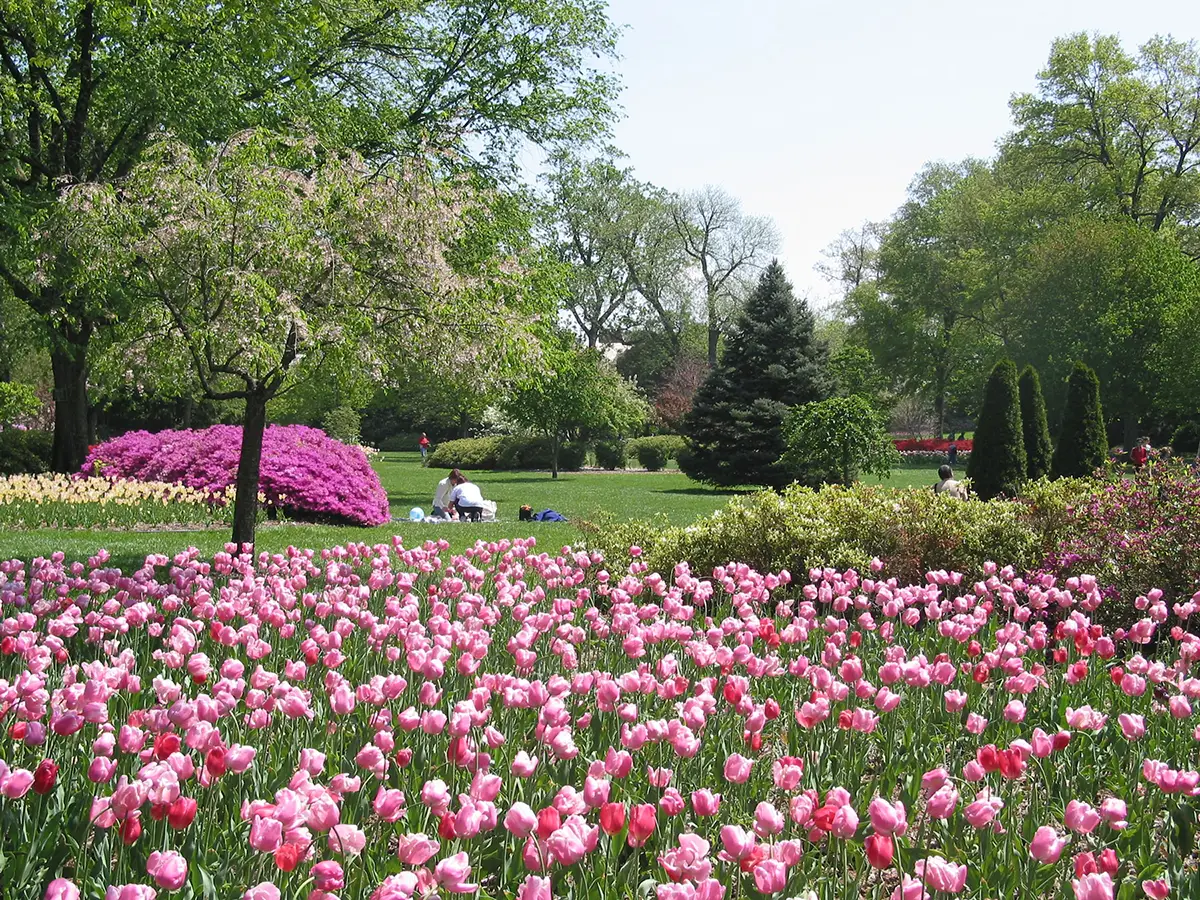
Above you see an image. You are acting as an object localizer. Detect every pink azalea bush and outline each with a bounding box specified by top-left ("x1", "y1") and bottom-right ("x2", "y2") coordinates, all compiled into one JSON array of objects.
[
  {"x1": 81, "y1": 426, "x2": 389, "y2": 526},
  {"x1": 0, "y1": 541, "x2": 1196, "y2": 899}
]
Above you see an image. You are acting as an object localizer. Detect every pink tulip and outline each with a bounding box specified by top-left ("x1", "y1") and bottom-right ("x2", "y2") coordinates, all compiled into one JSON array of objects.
[
  {"x1": 723, "y1": 754, "x2": 752, "y2": 784},
  {"x1": 434, "y1": 852, "x2": 478, "y2": 894},
  {"x1": 831, "y1": 804, "x2": 859, "y2": 839},
  {"x1": 719, "y1": 825, "x2": 756, "y2": 861},
  {"x1": 754, "y1": 801, "x2": 785, "y2": 837},
  {"x1": 511, "y1": 751, "x2": 539, "y2": 778},
  {"x1": 518, "y1": 876, "x2": 552, "y2": 900},
  {"x1": 918, "y1": 856, "x2": 968, "y2": 893},
  {"x1": 1072, "y1": 873, "x2": 1115, "y2": 899},
  {"x1": 1065, "y1": 800, "x2": 1101, "y2": 834},
  {"x1": 927, "y1": 784, "x2": 959, "y2": 819},
  {"x1": 692, "y1": 789, "x2": 721, "y2": 817},
  {"x1": 752, "y1": 859, "x2": 787, "y2": 894},
  {"x1": 505, "y1": 802, "x2": 538, "y2": 838},
  {"x1": 106, "y1": 887, "x2": 157, "y2": 900},
  {"x1": 329, "y1": 823, "x2": 367, "y2": 855},
  {"x1": 45, "y1": 880, "x2": 81, "y2": 900},
  {"x1": 242, "y1": 885, "x2": 281, "y2": 900},
  {"x1": 868, "y1": 798, "x2": 907, "y2": 836},
  {"x1": 1141, "y1": 879, "x2": 1169, "y2": 900},
  {"x1": 1, "y1": 768, "x2": 34, "y2": 799},
  {"x1": 248, "y1": 817, "x2": 283, "y2": 853},
  {"x1": 146, "y1": 850, "x2": 188, "y2": 891},
  {"x1": 1099, "y1": 798, "x2": 1128, "y2": 830},
  {"x1": 396, "y1": 833, "x2": 440, "y2": 865},
  {"x1": 311, "y1": 861, "x2": 344, "y2": 892},
  {"x1": 373, "y1": 787, "x2": 406, "y2": 822},
  {"x1": 1119, "y1": 714, "x2": 1146, "y2": 741},
  {"x1": 1031, "y1": 825, "x2": 1069, "y2": 864}
]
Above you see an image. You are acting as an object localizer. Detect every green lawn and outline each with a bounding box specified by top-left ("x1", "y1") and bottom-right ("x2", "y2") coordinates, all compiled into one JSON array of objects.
[
  {"x1": 0, "y1": 453, "x2": 942, "y2": 570},
  {"x1": 0, "y1": 453, "x2": 743, "y2": 570}
]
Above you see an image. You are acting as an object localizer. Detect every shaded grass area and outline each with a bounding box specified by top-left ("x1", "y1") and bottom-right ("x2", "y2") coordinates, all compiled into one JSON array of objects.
[{"x1": 0, "y1": 453, "x2": 743, "y2": 571}]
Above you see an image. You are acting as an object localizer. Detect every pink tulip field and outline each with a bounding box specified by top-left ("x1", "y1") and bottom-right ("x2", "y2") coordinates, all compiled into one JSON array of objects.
[{"x1": 0, "y1": 536, "x2": 1196, "y2": 900}]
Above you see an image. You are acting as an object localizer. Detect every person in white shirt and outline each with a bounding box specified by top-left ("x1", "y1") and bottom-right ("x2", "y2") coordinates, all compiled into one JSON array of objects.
[
  {"x1": 449, "y1": 475, "x2": 487, "y2": 520},
  {"x1": 432, "y1": 469, "x2": 462, "y2": 518}
]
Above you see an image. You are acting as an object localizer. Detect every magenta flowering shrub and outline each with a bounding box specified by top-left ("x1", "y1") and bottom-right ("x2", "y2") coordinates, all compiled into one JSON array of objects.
[
  {"x1": 1042, "y1": 462, "x2": 1200, "y2": 621},
  {"x1": 0, "y1": 540, "x2": 1198, "y2": 899},
  {"x1": 82, "y1": 425, "x2": 389, "y2": 526}
]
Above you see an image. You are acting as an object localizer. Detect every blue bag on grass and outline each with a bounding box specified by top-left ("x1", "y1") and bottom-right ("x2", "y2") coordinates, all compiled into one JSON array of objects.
[{"x1": 532, "y1": 509, "x2": 567, "y2": 522}]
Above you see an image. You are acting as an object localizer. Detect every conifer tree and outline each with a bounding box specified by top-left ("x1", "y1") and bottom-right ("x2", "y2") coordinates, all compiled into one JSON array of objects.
[
  {"x1": 680, "y1": 261, "x2": 830, "y2": 487},
  {"x1": 967, "y1": 359, "x2": 1026, "y2": 500},
  {"x1": 1052, "y1": 362, "x2": 1107, "y2": 478},
  {"x1": 1018, "y1": 365, "x2": 1053, "y2": 479}
]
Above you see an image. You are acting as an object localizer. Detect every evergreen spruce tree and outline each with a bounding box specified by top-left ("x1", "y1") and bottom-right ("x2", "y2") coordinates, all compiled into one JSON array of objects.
[
  {"x1": 680, "y1": 261, "x2": 830, "y2": 487},
  {"x1": 1018, "y1": 365, "x2": 1053, "y2": 479},
  {"x1": 1051, "y1": 362, "x2": 1107, "y2": 478},
  {"x1": 966, "y1": 359, "x2": 1026, "y2": 500}
]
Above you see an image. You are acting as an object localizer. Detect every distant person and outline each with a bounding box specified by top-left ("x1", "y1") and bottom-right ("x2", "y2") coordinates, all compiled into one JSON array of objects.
[
  {"x1": 1129, "y1": 436, "x2": 1150, "y2": 469},
  {"x1": 418, "y1": 432, "x2": 431, "y2": 465},
  {"x1": 934, "y1": 464, "x2": 967, "y2": 499},
  {"x1": 432, "y1": 468, "x2": 462, "y2": 518},
  {"x1": 450, "y1": 473, "x2": 488, "y2": 521},
  {"x1": 947, "y1": 441, "x2": 958, "y2": 467}
]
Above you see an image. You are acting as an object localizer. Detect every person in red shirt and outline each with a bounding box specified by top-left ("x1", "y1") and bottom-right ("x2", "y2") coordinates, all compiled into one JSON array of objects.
[
  {"x1": 1130, "y1": 437, "x2": 1149, "y2": 469},
  {"x1": 418, "y1": 433, "x2": 431, "y2": 465}
]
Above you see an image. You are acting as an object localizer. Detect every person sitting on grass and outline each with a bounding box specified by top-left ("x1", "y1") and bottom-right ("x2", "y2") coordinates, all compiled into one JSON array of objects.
[
  {"x1": 432, "y1": 468, "x2": 462, "y2": 519},
  {"x1": 450, "y1": 473, "x2": 488, "y2": 521},
  {"x1": 933, "y1": 464, "x2": 967, "y2": 499}
]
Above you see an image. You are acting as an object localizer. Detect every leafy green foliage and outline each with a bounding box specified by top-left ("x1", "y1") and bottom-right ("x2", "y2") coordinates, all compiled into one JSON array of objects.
[
  {"x1": 967, "y1": 360, "x2": 1027, "y2": 500},
  {"x1": 0, "y1": 383, "x2": 39, "y2": 426},
  {"x1": 593, "y1": 440, "x2": 626, "y2": 470},
  {"x1": 1052, "y1": 362, "x2": 1108, "y2": 478},
  {"x1": 426, "y1": 437, "x2": 586, "y2": 471},
  {"x1": 829, "y1": 345, "x2": 891, "y2": 413},
  {"x1": 783, "y1": 395, "x2": 899, "y2": 486},
  {"x1": 588, "y1": 483, "x2": 1048, "y2": 588},
  {"x1": 0, "y1": 431, "x2": 52, "y2": 476},
  {"x1": 504, "y1": 338, "x2": 648, "y2": 477},
  {"x1": 626, "y1": 436, "x2": 686, "y2": 470},
  {"x1": 321, "y1": 407, "x2": 363, "y2": 445},
  {"x1": 681, "y1": 262, "x2": 830, "y2": 488},
  {"x1": 1018, "y1": 366, "x2": 1053, "y2": 479}
]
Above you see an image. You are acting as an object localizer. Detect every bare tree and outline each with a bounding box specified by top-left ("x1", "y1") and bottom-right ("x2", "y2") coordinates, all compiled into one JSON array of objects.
[
  {"x1": 671, "y1": 187, "x2": 779, "y2": 366},
  {"x1": 816, "y1": 222, "x2": 884, "y2": 296}
]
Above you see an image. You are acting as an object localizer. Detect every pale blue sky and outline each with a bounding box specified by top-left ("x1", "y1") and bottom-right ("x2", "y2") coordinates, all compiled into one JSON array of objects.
[{"x1": 601, "y1": 0, "x2": 1200, "y2": 306}]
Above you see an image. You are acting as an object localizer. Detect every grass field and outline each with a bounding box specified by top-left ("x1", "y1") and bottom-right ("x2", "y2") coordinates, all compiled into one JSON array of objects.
[{"x1": 0, "y1": 452, "x2": 940, "y2": 570}]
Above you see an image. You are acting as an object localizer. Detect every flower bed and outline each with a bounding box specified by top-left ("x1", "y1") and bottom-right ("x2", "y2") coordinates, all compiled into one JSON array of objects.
[
  {"x1": 0, "y1": 539, "x2": 1194, "y2": 899},
  {"x1": 893, "y1": 438, "x2": 973, "y2": 452},
  {"x1": 82, "y1": 425, "x2": 389, "y2": 526},
  {"x1": 0, "y1": 474, "x2": 234, "y2": 529}
]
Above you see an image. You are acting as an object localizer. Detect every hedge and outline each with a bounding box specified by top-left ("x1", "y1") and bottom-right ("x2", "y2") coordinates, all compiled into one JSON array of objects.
[
  {"x1": 0, "y1": 430, "x2": 53, "y2": 475},
  {"x1": 426, "y1": 436, "x2": 587, "y2": 471},
  {"x1": 625, "y1": 436, "x2": 686, "y2": 470}
]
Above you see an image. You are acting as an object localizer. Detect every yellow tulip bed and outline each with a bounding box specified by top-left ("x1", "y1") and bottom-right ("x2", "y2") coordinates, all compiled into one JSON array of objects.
[{"x1": 0, "y1": 474, "x2": 234, "y2": 529}]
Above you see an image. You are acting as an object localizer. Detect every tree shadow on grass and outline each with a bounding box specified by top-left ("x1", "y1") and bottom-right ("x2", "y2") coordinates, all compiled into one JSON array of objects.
[{"x1": 653, "y1": 487, "x2": 749, "y2": 497}]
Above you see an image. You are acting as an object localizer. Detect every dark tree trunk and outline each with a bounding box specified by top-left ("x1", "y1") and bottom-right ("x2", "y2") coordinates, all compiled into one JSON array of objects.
[
  {"x1": 707, "y1": 324, "x2": 719, "y2": 368},
  {"x1": 182, "y1": 396, "x2": 194, "y2": 429},
  {"x1": 232, "y1": 393, "x2": 268, "y2": 549},
  {"x1": 551, "y1": 432, "x2": 560, "y2": 480},
  {"x1": 50, "y1": 333, "x2": 91, "y2": 473}
]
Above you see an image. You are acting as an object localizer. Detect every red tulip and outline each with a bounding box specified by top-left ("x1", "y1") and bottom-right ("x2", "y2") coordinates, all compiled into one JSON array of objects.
[
  {"x1": 120, "y1": 812, "x2": 142, "y2": 846},
  {"x1": 154, "y1": 733, "x2": 181, "y2": 760},
  {"x1": 627, "y1": 803, "x2": 657, "y2": 847},
  {"x1": 275, "y1": 843, "x2": 304, "y2": 872},
  {"x1": 32, "y1": 759, "x2": 58, "y2": 795},
  {"x1": 865, "y1": 833, "x2": 894, "y2": 869},
  {"x1": 168, "y1": 796, "x2": 198, "y2": 830},
  {"x1": 600, "y1": 802, "x2": 626, "y2": 836},
  {"x1": 205, "y1": 747, "x2": 227, "y2": 777},
  {"x1": 536, "y1": 807, "x2": 561, "y2": 841}
]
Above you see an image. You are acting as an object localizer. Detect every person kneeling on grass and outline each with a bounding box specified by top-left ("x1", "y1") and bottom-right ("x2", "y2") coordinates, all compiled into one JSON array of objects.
[{"x1": 450, "y1": 474, "x2": 488, "y2": 521}]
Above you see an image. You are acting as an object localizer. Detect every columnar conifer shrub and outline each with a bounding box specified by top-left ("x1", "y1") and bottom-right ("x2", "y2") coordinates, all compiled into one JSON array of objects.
[
  {"x1": 1018, "y1": 365, "x2": 1053, "y2": 480},
  {"x1": 1052, "y1": 362, "x2": 1107, "y2": 479},
  {"x1": 966, "y1": 360, "x2": 1026, "y2": 500},
  {"x1": 681, "y1": 261, "x2": 829, "y2": 488}
]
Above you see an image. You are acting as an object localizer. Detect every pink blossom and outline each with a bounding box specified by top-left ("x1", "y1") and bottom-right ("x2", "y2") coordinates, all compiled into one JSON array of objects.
[{"x1": 1030, "y1": 825, "x2": 1069, "y2": 864}]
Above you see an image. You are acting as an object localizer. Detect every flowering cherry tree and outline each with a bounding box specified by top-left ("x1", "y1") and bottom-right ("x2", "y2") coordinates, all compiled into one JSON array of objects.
[{"x1": 90, "y1": 131, "x2": 540, "y2": 544}]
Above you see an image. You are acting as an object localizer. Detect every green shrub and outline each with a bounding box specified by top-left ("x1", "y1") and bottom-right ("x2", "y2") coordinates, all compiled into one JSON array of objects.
[
  {"x1": 626, "y1": 436, "x2": 685, "y2": 470},
  {"x1": 1170, "y1": 422, "x2": 1200, "y2": 456},
  {"x1": 967, "y1": 359, "x2": 1026, "y2": 500},
  {"x1": 0, "y1": 383, "x2": 39, "y2": 426},
  {"x1": 427, "y1": 437, "x2": 505, "y2": 469},
  {"x1": 586, "y1": 482, "x2": 1047, "y2": 586},
  {"x1": 426, "y1": 436, "x2": 586, "y2": 471},
  {"x1": 378, "y1": 433, "x2": 423, "y2": 453},
  {"x1": 0, "y1": 430, "x2": 53, "y2": 475},
  {"x1": 1052, "y1": 361, "x2": 1106, "y2": 478},
  {"x1": 321, "y1": 406, "x2": 362, "y2": 444},
  {"x1": 594, "y1": 440, "x2": 626, "y2": 470},
  {"x1": 1018, "y1": 366, "x2": 1053, "y2": 479}
]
